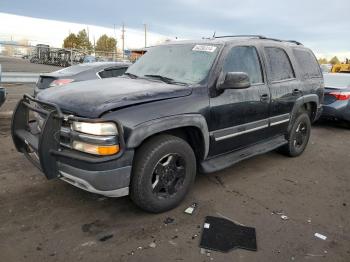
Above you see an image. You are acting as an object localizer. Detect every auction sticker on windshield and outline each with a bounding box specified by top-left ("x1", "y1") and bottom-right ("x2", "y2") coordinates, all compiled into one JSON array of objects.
[{"x1": 192, "y1": 45, "x2": 217, "y2": 52}]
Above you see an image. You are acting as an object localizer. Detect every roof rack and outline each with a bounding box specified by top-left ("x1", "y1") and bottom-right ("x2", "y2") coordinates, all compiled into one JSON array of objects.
[
  {"x1": 213, "y1": 35, "x2": 303, "y2": 45},
  {"x1": 214, "y1": 35, "x2": 267, "y2": 39}
]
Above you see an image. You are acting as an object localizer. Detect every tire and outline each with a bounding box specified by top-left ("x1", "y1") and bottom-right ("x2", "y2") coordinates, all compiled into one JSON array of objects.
[
  {"x1": 279, "y1": 111, "x2": 311, "y2": 157},
  {"x1": 130, "y1": 134, "x2": 197, "y2": 213}
]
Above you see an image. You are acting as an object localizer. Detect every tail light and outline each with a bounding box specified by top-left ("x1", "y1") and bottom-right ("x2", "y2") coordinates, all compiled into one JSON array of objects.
[
  {"x1": 329, "y1": 91, "x2": 350, "y2": 101},
  {"x1": 49, "y1": 79, "x2": 74, "y2": 87}
]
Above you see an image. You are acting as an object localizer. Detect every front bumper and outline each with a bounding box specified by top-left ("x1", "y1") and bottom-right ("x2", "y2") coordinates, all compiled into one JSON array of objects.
[{"x1": 11, "y1": 94, "x2": 133, "y2": 197}]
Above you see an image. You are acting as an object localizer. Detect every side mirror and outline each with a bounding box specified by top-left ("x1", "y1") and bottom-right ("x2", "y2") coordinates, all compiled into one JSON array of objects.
[{"x1": 218, "y1": 72, "x2": 251, "y2": 90}]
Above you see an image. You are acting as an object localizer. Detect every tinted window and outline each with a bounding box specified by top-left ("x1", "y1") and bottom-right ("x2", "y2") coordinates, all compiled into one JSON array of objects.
[
  {"x1": 99, "y1": 67, "x2": 127, "y2": 78},
  {"x1": 223, "y1": 46, "x2": 263, "y2": 84},
  {"x1": 265, "y1": 47, "x2": 295, "y2": 81},
  {"x1": 293, "y1": 49, "x2": 321, "y2": 78}
]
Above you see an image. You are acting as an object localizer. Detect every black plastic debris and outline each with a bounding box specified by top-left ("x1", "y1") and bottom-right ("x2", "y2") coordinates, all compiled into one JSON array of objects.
[
  {"x1": 199, "y1": 216, "x2": 257, "y2": 252},
  {"x1": 99, "y1": 234, "x2": 114, "y2": 242},
  {"x1": 164, "y1": 217, "x2": 175, "y2": 225}
]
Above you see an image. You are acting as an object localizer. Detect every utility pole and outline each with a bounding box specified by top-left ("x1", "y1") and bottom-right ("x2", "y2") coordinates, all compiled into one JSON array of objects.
[
  {"x1": 121, "y1": 23, "x2": 125, "y2": 59},
  {"x1": 143, "y1": 23, "x2": 147, "y2": 48},
  {"x1": 114, "y1": 24, "x2": 117, "y2": 60}
]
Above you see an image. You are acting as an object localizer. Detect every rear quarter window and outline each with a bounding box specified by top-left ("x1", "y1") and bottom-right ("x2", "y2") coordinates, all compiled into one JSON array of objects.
[
  {"x1": 264, "y1": 47, "x2": 295, "y2": 82},
  {"x1": 293, "y1": 49, "x2": 322, "y2": 79}
]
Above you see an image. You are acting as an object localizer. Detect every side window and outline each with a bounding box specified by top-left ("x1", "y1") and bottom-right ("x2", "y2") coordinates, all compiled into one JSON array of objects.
[
  {"x1": 293, "y1": 49, "x2": 322, "y2": 78},
  {"x1": 264, "y1": 47, "x2": 295, "y2": 82},
  {"x1": 99, "y1": 67, "x2": 127, "y2": 78},
  {"x1": 223, "y1": 46, "x2": 263, "y2": 84}
]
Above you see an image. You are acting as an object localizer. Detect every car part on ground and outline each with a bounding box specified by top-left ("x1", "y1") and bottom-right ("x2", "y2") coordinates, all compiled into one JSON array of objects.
[
  {"x1": 200, "y1": 216, "x2": 257, "y2": 252},
  {"x1": 11, "y1": 36, "x2": 324, "y2": 212}
]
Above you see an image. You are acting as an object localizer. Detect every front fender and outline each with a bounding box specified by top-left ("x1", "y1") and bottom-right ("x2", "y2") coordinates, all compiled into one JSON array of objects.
[{"x1": 126, "y1": 114, "x2": 210, "y2": 159}]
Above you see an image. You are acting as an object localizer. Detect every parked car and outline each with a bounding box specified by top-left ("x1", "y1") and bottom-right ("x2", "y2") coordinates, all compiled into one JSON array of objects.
[
  {"x1": 0, "y1": 87, "x2": 6, "y2": 107},
  {"x1": 321, "y1": 73, "x2": 350, "y2": 123},
  {"x1": 34, "y1": 62, "x2": 130, "y2": 96},
  {"x1": 12, "y1": 35, "x2": 323, "y2": 213}
]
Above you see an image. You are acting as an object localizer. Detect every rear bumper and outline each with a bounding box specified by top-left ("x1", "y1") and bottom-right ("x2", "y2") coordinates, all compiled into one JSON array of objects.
[
  {"x1": 321, "y1": 100, "x2": 350, "y2": 121},
  {"x1": 11, "y1": 94, "x2": 133, "y2": 197}
]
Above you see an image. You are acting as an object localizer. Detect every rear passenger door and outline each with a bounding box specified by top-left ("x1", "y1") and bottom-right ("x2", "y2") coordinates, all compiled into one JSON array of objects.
[{"x1": 262, "y1": 46, "x2": 301, "y2": 134}]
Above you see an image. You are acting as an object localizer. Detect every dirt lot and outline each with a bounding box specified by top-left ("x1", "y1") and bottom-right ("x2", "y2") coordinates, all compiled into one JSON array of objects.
[{"x1": 0, "y1": 84, "x2": 349, "y2": 262}]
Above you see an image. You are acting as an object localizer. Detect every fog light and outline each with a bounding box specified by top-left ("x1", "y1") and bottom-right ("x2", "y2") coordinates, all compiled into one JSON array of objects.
[{"x1": 72, "y1": 141, "x2": 119, "y2": 155}]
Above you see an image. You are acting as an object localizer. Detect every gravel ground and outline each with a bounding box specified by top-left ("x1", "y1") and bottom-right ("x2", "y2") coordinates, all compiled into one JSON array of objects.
[
  {"x1": 0, "y1": 84, "x2": 349, "y2": 262},
  {"x1": 0, "y1": 56, "x2": 62, "y2": 73}
]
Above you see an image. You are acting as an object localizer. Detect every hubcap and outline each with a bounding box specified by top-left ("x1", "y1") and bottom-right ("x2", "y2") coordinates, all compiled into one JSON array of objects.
[
  {"x1": 151, "y1": 154, "x2": 186, "y2": 198},
  {"x1": 293, "y1": 121, "x2": 308, "y2": 149}
]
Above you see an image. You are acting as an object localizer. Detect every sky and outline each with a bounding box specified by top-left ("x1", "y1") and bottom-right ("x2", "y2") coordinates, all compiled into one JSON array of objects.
[{"x1": 0, "y1": 0, "x2": 349, "y2": 59}]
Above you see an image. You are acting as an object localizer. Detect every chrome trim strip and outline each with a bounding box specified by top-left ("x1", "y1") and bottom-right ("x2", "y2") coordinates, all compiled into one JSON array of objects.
[
  {"x1": 215, "y1": 124, "x2": 268, "y2": 141},
  {"x1": 75, "y1": 133, "x2": 117, "y2": 145},
  {"x1": 59, "y1": 171, "x2": 129, "y2": 197},
  {"x1": 60, "y1": 127, "x2": 117, "y2": 145},
  {"x1": 270, "y1": 118, "x2": 290, "y2": 126},
  {"x1": 212, "y1": 113, "x2": 291, "y2": 141}
]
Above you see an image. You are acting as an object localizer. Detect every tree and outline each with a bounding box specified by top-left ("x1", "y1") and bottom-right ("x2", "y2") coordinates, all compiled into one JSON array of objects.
[
  {"x1": 318, "y1": 58, "x2": 328, "y2": 64},
  {"x1": 76, "y1": 29, "x2": 92, "y2": 51},
  {"x1": 62, "y1": 30, "x2": 92, "y2": 51},
  {"x1": 63, "y1": 33, "x2": 78, "y2": 49},
  {"x1": 329, "y1": 56, "x2": 340, "y2": 65},
  {"x1": 95, "y1": 34, "x2": 117, "y2": 55}
]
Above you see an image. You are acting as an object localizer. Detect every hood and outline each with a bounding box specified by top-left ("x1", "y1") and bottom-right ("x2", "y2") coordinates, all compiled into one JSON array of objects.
[{"x1": 37, "y1": 77, "x2": 192, "y2": 118}]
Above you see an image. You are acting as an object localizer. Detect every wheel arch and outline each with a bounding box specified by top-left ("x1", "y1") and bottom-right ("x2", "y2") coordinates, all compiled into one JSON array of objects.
[
  {"x1": 126, "y1": 114, "x2": 210, "y2": 160},
  {"x1": 288, "y1": 94, "x2": 319, "y2": 131}
]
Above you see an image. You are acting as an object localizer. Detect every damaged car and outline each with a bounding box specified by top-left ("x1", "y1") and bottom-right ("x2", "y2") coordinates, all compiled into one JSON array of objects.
[{"x1": 11, "y1": 35, "x2": 323, "y2": 213}]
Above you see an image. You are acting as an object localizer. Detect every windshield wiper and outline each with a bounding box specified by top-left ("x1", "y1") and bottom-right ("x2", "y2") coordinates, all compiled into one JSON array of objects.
[
  {"x1": 144, "y1": 74, "x2": 187, "y2": 85},
  {"x1": 124, "y1": 72, "x2": 139, "y2": 79}
]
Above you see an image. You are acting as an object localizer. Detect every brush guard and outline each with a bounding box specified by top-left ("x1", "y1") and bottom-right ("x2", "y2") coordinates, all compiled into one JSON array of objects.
[{"x1": 11, "y1": 94, "x2": 63, "y2": 179}]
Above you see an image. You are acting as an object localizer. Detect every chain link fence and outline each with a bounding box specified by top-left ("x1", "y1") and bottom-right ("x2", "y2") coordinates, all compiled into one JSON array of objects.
[{"x1": 0, "y1": 43, "x2": 130, "y2": 67}]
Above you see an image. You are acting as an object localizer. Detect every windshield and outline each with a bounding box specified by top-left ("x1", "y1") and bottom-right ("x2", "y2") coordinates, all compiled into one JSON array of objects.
[
  {"x1": 324, "y1": 74, "x2": 350, "y2": 89},
  {"x1": 126, "y1": 44, "x2": 220, "y2": 84}
]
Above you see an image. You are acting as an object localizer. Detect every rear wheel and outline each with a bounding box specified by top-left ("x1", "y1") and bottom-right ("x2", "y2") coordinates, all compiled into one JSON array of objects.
[
  {"x1": 279, "y1": 111, "x2": 311, "y2": 157},
  {"x1": 130, "y1": 134, "x2": 196, "y2": 213}
]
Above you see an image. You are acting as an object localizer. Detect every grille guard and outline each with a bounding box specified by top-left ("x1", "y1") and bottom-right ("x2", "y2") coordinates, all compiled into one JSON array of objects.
[
  {"x1": 11, "y1": 94, "x2": 125, "y2": 180},
  {"x1": 11, "y1": 94, "x2": 62, "y2": 179}
]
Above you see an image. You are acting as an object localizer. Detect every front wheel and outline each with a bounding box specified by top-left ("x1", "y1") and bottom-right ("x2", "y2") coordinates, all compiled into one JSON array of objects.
[
  {"x1": 130, "y1": 134, "x2": 196, "y2": 213},
  {"x1": 279, "y1": 112, "x2": 311, "y2": 157}
]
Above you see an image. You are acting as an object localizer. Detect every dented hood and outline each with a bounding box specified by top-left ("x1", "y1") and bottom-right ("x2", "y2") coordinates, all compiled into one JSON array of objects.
[{"x1": 37, "y1": 77, "x2": 192, "y2": 117}]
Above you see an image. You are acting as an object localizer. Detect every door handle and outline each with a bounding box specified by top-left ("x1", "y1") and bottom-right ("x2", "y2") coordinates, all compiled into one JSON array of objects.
[
  {"x1": 292, "y1": 89, "x2": 302, "y2": 95},
  {"x1": 260, "y1": 94, "x2": 269, "y2": 102}
]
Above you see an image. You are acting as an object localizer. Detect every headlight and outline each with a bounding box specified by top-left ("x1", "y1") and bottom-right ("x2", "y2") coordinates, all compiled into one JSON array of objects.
[
  {"x1": 72, "y1": 141, "x2": 120, "y2": 156},
  {"x1": 72, "y1": 121, "x2": 118, "y2": 136}
]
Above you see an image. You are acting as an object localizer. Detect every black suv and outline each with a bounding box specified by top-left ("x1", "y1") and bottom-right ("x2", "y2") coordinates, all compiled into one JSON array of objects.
[{"x1": 12, "y1": 36, "x2": 324, "y2": 213}]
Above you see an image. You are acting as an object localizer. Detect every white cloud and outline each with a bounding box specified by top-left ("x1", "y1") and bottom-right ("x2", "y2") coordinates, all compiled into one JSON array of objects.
[{"x1": 0, "y1": 12, "x2": 169, "y2": 49}]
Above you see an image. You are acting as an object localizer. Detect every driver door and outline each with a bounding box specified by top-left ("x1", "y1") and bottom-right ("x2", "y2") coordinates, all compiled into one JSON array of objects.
[{"x1": 208, "y1": 45, "x2": 271, "y2": 156}]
